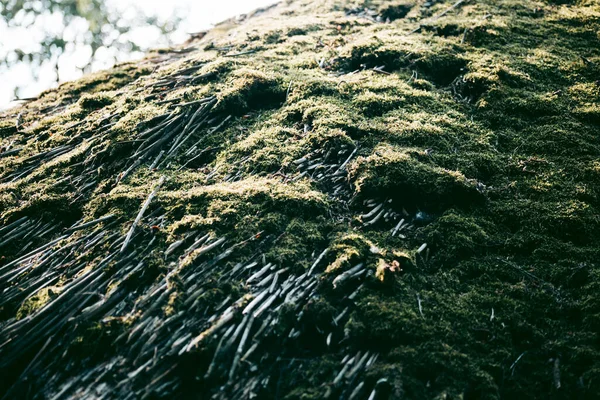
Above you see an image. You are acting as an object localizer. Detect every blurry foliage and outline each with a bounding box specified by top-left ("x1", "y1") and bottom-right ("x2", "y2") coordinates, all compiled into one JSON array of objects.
[{"x1": 0, "y1": 0, "x2": 181, "y2": 96}]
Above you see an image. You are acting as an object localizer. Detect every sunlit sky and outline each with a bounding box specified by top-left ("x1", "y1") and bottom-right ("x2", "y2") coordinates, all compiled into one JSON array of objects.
[{"x1": 0, "y1": 0, "x2": 279, "y2": 109}]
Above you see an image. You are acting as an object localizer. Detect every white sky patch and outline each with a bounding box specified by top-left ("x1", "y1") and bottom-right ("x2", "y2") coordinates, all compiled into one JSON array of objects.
[{"x1": 0, "y1": 0, "x2": 279, "y2": 109}]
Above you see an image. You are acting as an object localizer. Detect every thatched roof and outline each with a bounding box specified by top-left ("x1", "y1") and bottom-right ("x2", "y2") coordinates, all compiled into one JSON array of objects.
[{"x1": 1, "y1": 0, "x2": 599, "y2": 398}]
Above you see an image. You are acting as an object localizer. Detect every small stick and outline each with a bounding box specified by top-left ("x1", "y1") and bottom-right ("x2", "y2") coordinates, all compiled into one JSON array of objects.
[
  {"x1": 165, "y1": 239, "x2": 184, "y2": 257},
  {"x1": 364, "y1": 208, "x2": 385, "y2": 226},
  {"x1": 362, "y1": 203, "x2": 384, "y2": 219},
  {"x1": 120, "y1": 176, "x2": 166, "y2": 253},
  {"x1": 308, "y1": 248, "x2": 329, "y2": 275},
  {"x1": 336, "y1": 147, "x2": 358, "y2": 173},
  {"x1": 15, "y1": 112, "x2": 23, "y2": 131},
  {"x1": 497, "y1": 258, "x2": 559, "y2": 295},
  {"x1": 0, "y1": 148, "x2": 22, "y2": 158},
  {"x1": 204, "y1": 325, "x2": 235, "y2": 378},
  {"x1": 416, "y1": 293, "x2": 424, "y2": 318},
  {"x1": 224, "y1": 49, "x2": 258, "y2": 57},
  {"x1": 332, "y1": 263, "x2": 365, "y2": 288},
  {"x1": 372, "y1": 66, "x2": 390, "y2": 75},
  {"x1": 168, "y1": 101, "x2": 212, "y2": 154},
  {"x1": 285, "y1": 80, "x2": 294, "y2": 103},
  {"x1": 190, "y1": 72, "x2": 217, "y2": 84},
  {"x1": 269, "y1": 272, "x2": 279, "y2": 293},
  {"x1": 66, "y1": 214, "x2": 115, "y2": 232},
  {"x1": 510, "y1": 351, "x2": 527, "y2": 376},
  {"x1": 0, "y1": 235, "x2": 68, "y2": 276},
  {"x1": 333, "y1": 306, "x2": 349, "y2": 326},
  {"x1": 208, "y1": 115, "x2": 232, "y2": 134},
  {"x1": 0, "y1": 216, "x2": 28, "y2": 236},
  {"x1": 349, "y1": 382, "x2": 365, "y2": 400},
  {"x1": 229, "y1": 315, "x2": 254, "y2": 380},
  {"x1": 253, "y1": 289, "x2": 281, "y2": 319},
  {"x1": 149, "y1": 150, "x2": 165, "y2": 170},
  {"x1": 431, "y1": 0, "x2": 468, "y2": 22},
  {"x1": 391, "y1": 218, "x2": 405, "y2": 236},
  {"x1": 247, "y1": 263, "x2": 273, "y2": 284},
  {"x1": 178, "y1": 147, "x2": 213, "y2": 170},
  {"x1": 192, "y1": 237, "x2": 226, "y2": 258},
  {"x1": 243, "y1": 290, "x2": 269, "y2": 315},
  {"x1": 553, "y1": 358, "x2": 561, "y2": 389},
  {"x1": 118, "y1": 159, "x2": 141, "y2": 183}
]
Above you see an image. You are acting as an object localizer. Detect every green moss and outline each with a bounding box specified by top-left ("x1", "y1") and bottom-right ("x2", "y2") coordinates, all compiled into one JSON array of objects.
[
  {"x1": 0, "y1": 119, "x2": 17, "y2": 137},
  {"x1": 217, "y1": 68, "x2": 286, "y2": 114},
  {"x1": 59, "y1": 62, "x2": 153, "y2": 99},
  {"x1": 421, "y1": 210, "x2": 492, "y2": 264},
  {"x1": 77, "y1": 92, "x2": 115, "y2": 110},
  {"x1": 351, "y1": 144, "x2": 483, "y2": 210},
  {"x1": 15, "y1": 287, "x2": 58, "y2": 319}
]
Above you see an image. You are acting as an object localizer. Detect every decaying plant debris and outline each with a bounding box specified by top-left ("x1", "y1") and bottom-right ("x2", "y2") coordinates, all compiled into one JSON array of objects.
[{"x1": 1, "y1": 0, "x2": 599, "y2": 398}]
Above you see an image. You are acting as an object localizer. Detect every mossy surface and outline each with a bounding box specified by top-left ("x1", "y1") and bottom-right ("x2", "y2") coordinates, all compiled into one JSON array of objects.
[{"x1": 1, "y1": 0, "x2": 600, "y2": 399}]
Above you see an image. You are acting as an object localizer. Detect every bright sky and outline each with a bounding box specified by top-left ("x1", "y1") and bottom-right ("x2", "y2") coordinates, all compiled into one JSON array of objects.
[{"x1": 0, "y1": 0, "x2": 279, "y2": 109}]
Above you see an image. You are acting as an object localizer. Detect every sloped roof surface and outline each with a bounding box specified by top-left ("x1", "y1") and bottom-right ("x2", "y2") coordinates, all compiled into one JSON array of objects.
[{"x1": 1, "y1": 0, "x2": 599, "y2": 398}]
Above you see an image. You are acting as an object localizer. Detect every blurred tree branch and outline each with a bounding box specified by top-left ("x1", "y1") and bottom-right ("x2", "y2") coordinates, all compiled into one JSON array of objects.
[{"x1": 1, "y1": 0, "x2": 182, "y2": 97}]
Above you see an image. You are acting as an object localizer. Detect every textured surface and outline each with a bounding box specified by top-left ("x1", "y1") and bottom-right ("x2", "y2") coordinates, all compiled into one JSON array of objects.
[{"x1": 1, "y1": 0, "x2": 599, "y2": 398}]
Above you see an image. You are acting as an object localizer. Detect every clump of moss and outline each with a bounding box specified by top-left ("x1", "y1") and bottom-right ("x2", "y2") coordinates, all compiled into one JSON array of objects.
[
  {"x1": 59, "y1": 62, "x2": 153, "y2": 100},
  {"x1": 77, "y1": 93, "x2": 115, "y2": 110},
  {"x1": 351, "y1": 144, "x2": 483, "y2": 210},
  {"x1": 217, "y1": 68, "x2": 286, "y2": 113},
  {"x1": 0, "y1": 119, "x2": 17, "y2": 137},
  {"x1": 380, "y1": 3, "x2": 414, "y2": 21},
  {"x1": 420, "y1": 210, "x2": 492, "y2": 264},
  {"x1": 15, "y1": 287, "x2": 59, "y2": 320}
]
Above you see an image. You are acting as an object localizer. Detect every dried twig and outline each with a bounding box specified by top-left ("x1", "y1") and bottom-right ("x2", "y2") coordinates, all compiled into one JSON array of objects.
[
  {"x1": 66, "y1": 214, "x2": 115, "y2": 232},
  {"x1": 224, "y1": 49, "x2": 259, "y2": 57},
  {"x1": 120, "y1": 176, "x2": 166, "y2": 253},
  {"x1": 416, "y1": 293, "x2": 424, "y2": 318}
]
